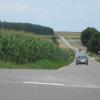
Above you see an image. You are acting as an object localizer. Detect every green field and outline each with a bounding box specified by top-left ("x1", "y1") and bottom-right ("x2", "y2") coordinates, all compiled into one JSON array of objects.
[{"x1": 0, "y1": 29, "x2": 75, "y2": 69}]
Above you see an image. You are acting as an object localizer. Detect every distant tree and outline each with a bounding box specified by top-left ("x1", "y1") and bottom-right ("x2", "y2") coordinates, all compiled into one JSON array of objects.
[
  {"x1": 81, "y1": 27, "x2": 98, "y2": 46},
  {"x1": 0, "y1": 21, "x2": 54, "y2": 35},
  {"x1": 88, "y1": 32, "x2": 100, "y2": 54}
]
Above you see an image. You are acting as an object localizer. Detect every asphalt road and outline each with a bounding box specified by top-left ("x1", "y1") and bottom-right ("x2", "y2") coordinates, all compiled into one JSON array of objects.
[
  {"x1": 0, "y1": 59, "x2": 100, "y2": 100},
  {"x1": 0, "y1": 37, "x2": 100, "y2": 100}
]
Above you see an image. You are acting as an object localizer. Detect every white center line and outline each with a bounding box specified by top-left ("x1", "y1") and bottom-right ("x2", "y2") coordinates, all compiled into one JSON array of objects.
[
  {"x1": 22, "y1": 81, "x2": 65, "y2": 86},
  {"x1": 66, "y1": 84, "x2": 100, "y2": 89},
  {"x1": 22, "y1": 81, "x2": 100, "y2": 89}
]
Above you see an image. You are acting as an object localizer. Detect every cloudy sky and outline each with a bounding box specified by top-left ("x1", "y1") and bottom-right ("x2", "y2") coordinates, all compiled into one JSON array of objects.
[{"x1": 0, "y1": 0, "x2": 100, "y2": 31}]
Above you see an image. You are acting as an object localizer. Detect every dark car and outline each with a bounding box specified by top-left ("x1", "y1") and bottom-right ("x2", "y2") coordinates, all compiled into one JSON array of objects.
[{"x1": 76, "y1": 54, "x2": 88, "y2": 65}]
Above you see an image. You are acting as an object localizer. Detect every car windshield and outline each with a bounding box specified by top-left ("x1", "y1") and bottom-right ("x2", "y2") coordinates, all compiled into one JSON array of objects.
[
  {"x1": 78, "y1": 56, "x2": 87, "y2": 59},
  {"x1": 76, "y1": 52, "x2": 88, "y2": 58}
]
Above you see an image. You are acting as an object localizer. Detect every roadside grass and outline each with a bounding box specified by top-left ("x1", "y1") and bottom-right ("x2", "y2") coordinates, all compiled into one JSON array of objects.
[
  {"x1": 96, "y1": 55, "x2": 100, "y2": 62},
  {"x1": 88, "y1": 52, "x2": 100, "y2": 62},
  {"x1": 0, "y1": 29, "x2": 75, "y2": 69},
  {"x1": 0, "y1": 53, "x2": 75, "y2": 69}
]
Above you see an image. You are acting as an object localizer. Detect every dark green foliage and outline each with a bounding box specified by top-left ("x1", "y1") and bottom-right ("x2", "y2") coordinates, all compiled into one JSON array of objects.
[
  {"x1": 88, "y1": 32, "x2": 100, "y2": 54},
  {"x1": 81, "y1": 27, "x2": 98, "y2": 46},
  {"x1": 0, "y1": 21, "x2": 54, "y2": 35}
]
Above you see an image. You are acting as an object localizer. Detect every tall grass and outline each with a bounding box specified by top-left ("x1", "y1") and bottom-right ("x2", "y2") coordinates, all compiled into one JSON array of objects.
[{"x1": 0, "y1": 29, "x2": 74, "y2": 64}]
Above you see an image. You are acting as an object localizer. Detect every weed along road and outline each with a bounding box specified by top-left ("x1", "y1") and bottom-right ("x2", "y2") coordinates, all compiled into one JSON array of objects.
[{"x1": 0, "y1": 38, "x2": 100, "y2": 100}]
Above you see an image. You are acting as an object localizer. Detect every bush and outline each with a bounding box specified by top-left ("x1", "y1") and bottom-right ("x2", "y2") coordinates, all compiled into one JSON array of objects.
[
  {"x1": 81, "y1": 27, "x2": 98, "y2": 46},
  {"x1": 88, "y1": 32, "x2": 100, "y2": 54}
]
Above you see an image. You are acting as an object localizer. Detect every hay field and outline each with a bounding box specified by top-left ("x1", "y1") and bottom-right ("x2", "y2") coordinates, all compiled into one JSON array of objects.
[{"x1": 55, "y1": 31, "x2": 81, "y2": 39}]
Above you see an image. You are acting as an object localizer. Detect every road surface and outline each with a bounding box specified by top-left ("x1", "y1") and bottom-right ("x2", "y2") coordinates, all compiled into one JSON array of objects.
[{"x1": 0, "y1": 37, "x2": 100, "y2": 100}]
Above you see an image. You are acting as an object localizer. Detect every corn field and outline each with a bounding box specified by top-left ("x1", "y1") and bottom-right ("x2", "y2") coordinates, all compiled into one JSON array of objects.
[{"x1": 0, "y1": 29, "x2": 74, "y2": 64}]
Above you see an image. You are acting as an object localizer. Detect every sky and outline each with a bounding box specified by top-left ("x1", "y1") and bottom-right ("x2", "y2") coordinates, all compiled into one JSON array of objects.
[{"x1": 0, "y1": 0, "x2": 100, "y2": 32}]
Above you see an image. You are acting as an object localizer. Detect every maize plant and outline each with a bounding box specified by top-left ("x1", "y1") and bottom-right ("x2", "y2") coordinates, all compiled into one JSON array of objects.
[{"x1": 0, "y1": 29, "x2": 73, "y2": 64}]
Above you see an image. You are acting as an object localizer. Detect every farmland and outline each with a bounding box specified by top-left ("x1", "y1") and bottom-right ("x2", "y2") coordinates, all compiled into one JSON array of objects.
[
  {"x1": 0, "y1": 29, "x2": 74, "y2": 69},
  {"x1": 55, "y1": 31, "x2": 81, "y2": 39},
  {"x1": 55, "y1": 31, "x2": 86, "y2": 50}
]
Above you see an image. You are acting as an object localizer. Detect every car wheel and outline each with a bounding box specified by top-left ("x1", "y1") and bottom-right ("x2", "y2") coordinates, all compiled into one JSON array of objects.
[{"x1": 76, "y1": 62, "x2": 78, "y2": 65}]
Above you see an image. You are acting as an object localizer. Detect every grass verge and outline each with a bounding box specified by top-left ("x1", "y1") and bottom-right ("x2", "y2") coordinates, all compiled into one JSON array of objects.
[
  {"x1": 88, "y1": 52, "x2": 100, "y2": 62},
  {"x1": 0, "y1": 52, "x2": 75, "y2": 69},
  {"x1": 96, "y1": 55, "x2": 100, "y2": 62}
]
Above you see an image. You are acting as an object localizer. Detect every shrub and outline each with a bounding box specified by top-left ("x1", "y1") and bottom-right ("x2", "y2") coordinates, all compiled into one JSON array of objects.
[
  {"x1": 81, "y1": 27, "x2": 98, "y2": 46},
  {"x1": 88, "y1": 32, "x2": 100, "y2": 54}
]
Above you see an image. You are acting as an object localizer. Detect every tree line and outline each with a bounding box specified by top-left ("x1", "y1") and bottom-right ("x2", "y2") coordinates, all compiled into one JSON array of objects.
[
  {"x1": 0, "y1": 21, "x2": 54, "y2": 35},
  {"x1": 81, "y1": 27, "x2": 100, "y2": 54}
]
